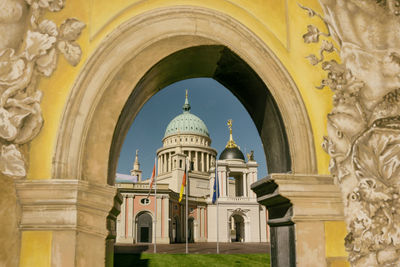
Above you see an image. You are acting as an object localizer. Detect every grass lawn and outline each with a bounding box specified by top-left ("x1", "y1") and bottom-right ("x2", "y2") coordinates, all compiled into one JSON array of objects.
[{"x1": 114, "y1": 253, "x2": 270, "y2": 267}]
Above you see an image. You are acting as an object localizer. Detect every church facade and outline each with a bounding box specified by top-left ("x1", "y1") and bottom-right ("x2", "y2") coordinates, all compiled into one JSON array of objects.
[{"x1": 115, "y1": 93, "x2": 268, "y2": 244}]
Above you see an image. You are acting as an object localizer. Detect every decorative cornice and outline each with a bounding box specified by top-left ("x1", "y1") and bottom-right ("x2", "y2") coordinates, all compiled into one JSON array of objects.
[
  {"x1": 252, "y1": 174, "x2": 344, "y2": 223},
  {"x1": 0, "y1": 0, "x2": 85, "y2": 178}
]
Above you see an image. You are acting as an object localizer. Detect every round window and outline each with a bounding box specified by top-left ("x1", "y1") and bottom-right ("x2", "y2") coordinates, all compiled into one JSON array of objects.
[{"x1": 140, "y1": 198, "x2": 151, "y2": 205}]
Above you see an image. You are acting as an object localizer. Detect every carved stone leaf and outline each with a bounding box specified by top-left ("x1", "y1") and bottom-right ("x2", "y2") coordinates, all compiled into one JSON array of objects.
[
  {"x1": 0, "y1": 49, "x2": 25, "y2": 83},
  {"x1": 59, "y1": 18, "x2": 85, "y2": 41},
  {"x1": 25, "y1": 30, "x2": 56, "y2": 61},
  {"x1": 48, "y1": 0, "x2": 64, "y2": 12},
  {"x1": 57, "y1": 40, "x2": 81, "y2": 66},
  {"x1": 13, "y1": 102, "x2": 44, "y2": 144},
  {"x1": 353, "y1": 127, "x2": 400, "y2": 185},
  {"x1": 36, "y1": 47, "x2": 58, "y2": 76},
  {"x1": 303, "y1": 25, "x2": 320, "y2": 43},
  {"x1": 306, "y1": 54, "x2": 320, "y2": 65},
  {"x1": 320, "y1": 40, "x2": 335, "y2": 53},
  {"x1": 0, "y1": 144, "x2": 25, "y2": 177},
  {"x1": 0, "y1": 107, "x2": 19, "y2": 141},
  {"x1": 5, "y1": 91, "x2": 44, "y2": 144},
  {"x1": 26, "y1": 0, "x2": 65, "y2": 12},
  {"x1": 38, "y1": 20, "x2": 58, "y2": 37}
]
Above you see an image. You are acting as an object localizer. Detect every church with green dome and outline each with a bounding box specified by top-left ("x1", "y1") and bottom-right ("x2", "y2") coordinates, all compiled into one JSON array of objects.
[{"x1": 115, "y1": 91, "x2": 268, "y2": 244}]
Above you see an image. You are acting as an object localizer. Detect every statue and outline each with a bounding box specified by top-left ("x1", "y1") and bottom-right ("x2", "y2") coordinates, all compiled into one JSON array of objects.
[
  {"x1": 226, "y1": 119, "x2": 237, "y2": 148},
  {"x1": 246, "y1": 150, "x2": 254, "y2": 161}
]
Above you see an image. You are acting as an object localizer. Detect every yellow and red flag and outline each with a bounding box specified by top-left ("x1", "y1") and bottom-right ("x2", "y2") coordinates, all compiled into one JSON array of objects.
[
  {"x1": 146, "y1": 159, "x2": 156, "y2": 198},
  {"x1": 178, "y1": 163, "x2": 187, "y2": 202}
]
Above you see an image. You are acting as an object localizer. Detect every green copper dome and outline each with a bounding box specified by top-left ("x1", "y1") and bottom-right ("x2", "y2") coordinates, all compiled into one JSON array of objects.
[{"x1": 164, "y1": 91, "x2": 209, "y2": 138}]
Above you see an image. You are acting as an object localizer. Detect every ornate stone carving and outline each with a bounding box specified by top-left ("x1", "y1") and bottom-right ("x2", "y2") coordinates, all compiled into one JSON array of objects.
[
  {"x1": 301, "y1": 1, "x2": 400, "y2": 265},
  {"x1": 0, "y1": 0, "x2": 85, "y2": 177}
]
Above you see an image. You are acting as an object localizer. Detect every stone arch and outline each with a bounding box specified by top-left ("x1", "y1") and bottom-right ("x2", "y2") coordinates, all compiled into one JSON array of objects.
[
  {"x1": 52, "y1": 6, "x2": 317, "y2": 185},
  {"x1": 228, "y1": 210, "x2": 248, "y2": 242}
]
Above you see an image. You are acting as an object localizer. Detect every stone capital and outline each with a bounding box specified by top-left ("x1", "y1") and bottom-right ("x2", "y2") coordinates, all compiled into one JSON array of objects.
[{"x1": 15, "y1": 179, "x2": 118, "y2": 238}]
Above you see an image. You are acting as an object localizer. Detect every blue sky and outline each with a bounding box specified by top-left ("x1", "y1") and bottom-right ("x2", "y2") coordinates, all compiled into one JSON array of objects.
[{"x1": 117, "y1": 78, "x2": 268, "y2": 180}]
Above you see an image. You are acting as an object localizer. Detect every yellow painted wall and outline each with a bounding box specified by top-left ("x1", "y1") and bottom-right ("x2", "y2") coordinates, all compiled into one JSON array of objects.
[
  {"x1": 25, "y1": 0, "x2": 345, "y2": 264},
  {"x1": 19, "y1": 231, "x2": 52, "y2": 267},
  {"x1": 325, "y1": 221, "x2": 349, "y2": 266},
  {"x1": 29, "y1": 0, "x2": 334, "y2": 180}
]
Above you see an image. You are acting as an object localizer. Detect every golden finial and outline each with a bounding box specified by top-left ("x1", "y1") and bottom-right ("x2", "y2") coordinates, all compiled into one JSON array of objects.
[
  {"x1": 226, "y1": 119, "x2": 237, "y2": 148},
  {"x1": 183, "y1": 89, "x2": 191, "y2": 112}
]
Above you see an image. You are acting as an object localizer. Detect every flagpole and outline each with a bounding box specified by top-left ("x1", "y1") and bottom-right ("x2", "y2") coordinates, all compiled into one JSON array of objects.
[
  {"x1": 216, "y1": 160, "x2": 219, "y2": 254},
  {"x1": 154, "y1": 157, "x2": 157, "y2": 253},
  {"x1": 185, "y1": 157, "x2": 189, "y2": 254}
]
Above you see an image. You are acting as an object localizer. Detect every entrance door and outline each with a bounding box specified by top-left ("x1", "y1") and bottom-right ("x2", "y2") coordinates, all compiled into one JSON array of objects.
[
  {"x1": 137, "y1": 212, "x2": 152, "y2": 243},
  {"x1": 140, "y1": 227, "x2": 149, "y2": 242},
  {"x1": 232, "y1": 215, "x2": 244, "y2": 242}
]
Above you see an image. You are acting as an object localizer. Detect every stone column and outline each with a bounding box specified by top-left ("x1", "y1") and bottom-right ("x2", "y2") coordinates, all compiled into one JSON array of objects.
[
  {"x1": 201, "y1": 152, "x2": 205, "y2": 172},
  {"x1": 131, "y1": 195, "x2": 135, "y2": 243},
  {"x1": 188, "y1": 150, "x2": 192, "y2": 170},
  {"x1": 162, "y1": 197, "x2": 169, "y2": 243},
  {"x1": 158, "y1": 156, "x2": 161, "y2": 175},
  {"x1": 226, "y1": 171, "x2": 230, "y2": 197},
  {"x1": 15, "y1": 179, "x2": 120, "y2": 267},
  {"x1": 194, "y1": 151, "x2": 198, "y2": 171},
  {"x1": 163, "y1": 154, "x2": 166, "y2": 173},
  {"x1": 251, "y1": 174, "x2": 344, "y2": 267},
  {"x1": 169, "y1": 153, "x2": 172, "y2": 172},
  {"x1": 243, "y1": 173, "x2": 247, "y2": 197}
]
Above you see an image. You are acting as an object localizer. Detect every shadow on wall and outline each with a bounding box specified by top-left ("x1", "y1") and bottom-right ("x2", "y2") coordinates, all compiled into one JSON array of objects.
[{"x1": 114, "y1": 245, "x2": 149, "y2": 267}]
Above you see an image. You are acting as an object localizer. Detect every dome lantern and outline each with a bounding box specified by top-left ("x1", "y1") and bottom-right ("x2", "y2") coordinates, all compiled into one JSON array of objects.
[{"x1": 163, "y1": 90, "x2": 210, "y2": 139}]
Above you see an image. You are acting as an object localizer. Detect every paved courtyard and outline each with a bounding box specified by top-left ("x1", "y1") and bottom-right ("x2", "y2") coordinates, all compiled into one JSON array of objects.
[{"x1": 115, "y1": 242, "x2": 270, "y2": 254}]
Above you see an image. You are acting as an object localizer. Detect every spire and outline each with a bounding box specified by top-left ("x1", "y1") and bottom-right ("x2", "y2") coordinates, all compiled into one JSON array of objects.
[
  {"x1": 182, "y1": 89, "x2": 191, "y2": 113},
  {"x1": 133, "y1": 149, "x2": 140, "y2": 171},
  {"x1": 226, "y1": 119, "x2": 238, "y2": 148}
]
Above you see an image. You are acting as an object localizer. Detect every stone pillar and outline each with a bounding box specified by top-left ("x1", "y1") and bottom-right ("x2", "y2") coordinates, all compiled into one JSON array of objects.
[
  {"x1": 161, "y1": 153, "x2": 166, "y2": 173},
  {"x1": 251, "y1": 172, "x2": 256, "y2": 198},
  {"x1": 201, "y1": 152, "x2": 205, "y2": 172},
  {"x1": 15, "y1": 179, "x2": 120, "y2": 267},
  {"x1": 242, "y1": 173, "x2": 247, "y2": 197},
  {"x1": 158, "y1": 156, "x2": 161, "y2": 175},
  {"x1": 162, "y1": 197, "x2": 169, "y2": 243},
  {"x1": 194, "y1": 151, "x2": 198, "y2": 171},
  {"x1": 131, "y1": 195, "x2": 135, "y2": 243},
  {"x1": 251, "y1": 174, "x2": 344, "y2": 267},
  {"x1": 188, "y1": 150, "x2": 192, "y2": 170},
  {"x1": 226, "y1": 171, "x2": 230, "y2": 197},
  {"x1": 224, "y1": 171, "x2": 228, "y2": 197},
  {"x1": 219, "y1": 171, "x2": 224, "y2": 197},
  {"x1": 169, "y1": 153, "x2": 172, "y2": 172}
]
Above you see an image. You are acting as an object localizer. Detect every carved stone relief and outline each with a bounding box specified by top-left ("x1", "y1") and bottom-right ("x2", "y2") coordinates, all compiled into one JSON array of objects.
[
  {"x1": 300, "y1": 1, "x2": 400, "y2": 265},
  {"x1": 0, "y1": 0, "x2": 84, "y2": 178}
]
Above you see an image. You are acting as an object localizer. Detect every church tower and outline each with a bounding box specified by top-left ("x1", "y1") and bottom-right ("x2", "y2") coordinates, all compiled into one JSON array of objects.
[{"x1": 130, "y1": 149, "x2": 143, "y2": 182}]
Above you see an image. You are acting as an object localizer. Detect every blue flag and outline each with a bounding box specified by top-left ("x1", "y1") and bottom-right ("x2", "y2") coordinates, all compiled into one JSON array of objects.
[{"x1": 212, "y1": 162, "x2": 219, "y2": 204}]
